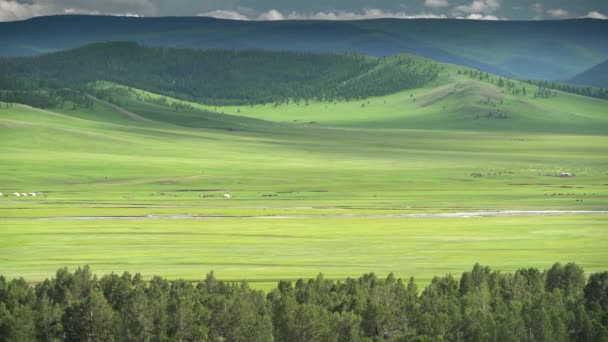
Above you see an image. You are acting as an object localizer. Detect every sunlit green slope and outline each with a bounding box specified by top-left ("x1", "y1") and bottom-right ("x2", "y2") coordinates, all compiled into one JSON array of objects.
[
  {"x1": 85, "y1": 62, "x2": 608, "y2": 135},
  {"x1": 213, "y1": 69, "x2": 608, "y2": 134},
  {"x1": 1, "y1": 46, "x2": 606, "y2": 213},
  {"x1": 1, "y1": 76, "x2": 607, "y2": 214}
]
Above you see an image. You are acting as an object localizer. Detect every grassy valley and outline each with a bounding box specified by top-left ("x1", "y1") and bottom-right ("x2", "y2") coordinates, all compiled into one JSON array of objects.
[
  {"x1": 0, "y1": 25, "x2": 607, "y2": 339},
  {"x1": 0, "y1": 45, "x2": 607, "y2": 289}
]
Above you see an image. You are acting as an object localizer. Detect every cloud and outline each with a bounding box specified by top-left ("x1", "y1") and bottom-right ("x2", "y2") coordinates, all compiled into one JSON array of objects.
[
  {"x1": 453, "y1": 0, "x2": 500, "y2": 15},
  {"x1": 8, "y1": 0, "x2": 602, "y2": 22},
  {"x1": 198, "y1": 9, "x2": 248, "y2": 20},
  {"x1": 297, "y1": 8, "x2": 448, "y2": 20},
  {"x1": 58, "y1": 0, "x2": 155, "y2": 16},
  {"x1": 463, "y1": 13, "x2": 500, "y2": 20},
  {"x1": 530, "y1": 2, "x2": 543, "y2": 20},
  {"x1": 585, "y1": 11, "x2": 607, "y2": 20},
  {"x1": 424, "y1": 0, "x2": 449, "y2": 9},
  {"x1": 200, "y1": 8, "x2": 447, "y2": 21},
  {"x1": 0, "y1": 0, "x2": 49, "y2": 21},
  {"x1": 546, "y1": 8, "x2": 568, "y2": 18},
  {"x1": 0, "y1": 0, "x2": 153, "y2": 21},
  {"x1": 63, "y1": 8, "x2": 99, "y2": 15},
  {"x1": 63, "y1": 7, "x2": 143, "y2": 17},
  {"x1": 257, "y1": 9, "x2": 284, "y2": 20}
]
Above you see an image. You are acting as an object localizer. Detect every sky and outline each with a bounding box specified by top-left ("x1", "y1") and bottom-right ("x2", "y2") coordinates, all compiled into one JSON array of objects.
[{"x1": 1, "y1": 0, "x2": 607, "y2": 22}]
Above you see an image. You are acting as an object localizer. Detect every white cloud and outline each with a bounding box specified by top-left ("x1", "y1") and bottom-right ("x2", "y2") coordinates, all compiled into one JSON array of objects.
[
  {"x1": 257, "y1": 9, "x2": 284, "y2": 21},
  {"x1": 0, "y1": 0, "x2": 151, "y2": 21},
  {"x1": 63, "y1": 8, "x2": 99, "y2": 15},
  {"x1": 0, "y1": 0, "x2": 50, "y2": 21},
  {"x1": 530, "y1": 3, "x2": 543, "y2": 20},
  {"x1": 453, "y1": 0, "x2": 500, "y2": 15},
  {"x1": 585, "y1": 11, "x2": 607, "y2": 20},
  {"x1": 296, "y1": 9, "x2": 448, "y2": 20},
  {"x1": 200, "y1": 8, "x2": 447, "y2": 21},
  {"x1": 463, "y1": 13, "x2": 500, "y2": 20},
  {"x1": 198, "y1": 10, "x2": 248, "y2": 21},
  {"x1": 63, "y1": 7, "x2": 143, "y2": 17},
  {"x1": 424, "y1": 0, "x2": 449, "y2": 9},
  {"x1": 546, "y1": 8, "x2": 568, "y2": 18},
  {"x1": 121, "y1": 13, "x2": 142, "y2": 18}
]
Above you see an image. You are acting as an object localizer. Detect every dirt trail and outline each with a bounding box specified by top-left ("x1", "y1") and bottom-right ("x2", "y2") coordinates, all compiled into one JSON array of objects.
[
  {"x1": 25, "y1": 210, "x2": 608, "y2": 221},
  {"x1": 86, "y1": 94, "x2": 151, "y2": 122}
]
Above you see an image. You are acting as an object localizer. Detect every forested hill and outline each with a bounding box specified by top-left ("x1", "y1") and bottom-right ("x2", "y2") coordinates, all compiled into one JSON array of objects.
[
  {"x1": 570, "y1": 59, "x2": 608, "y2": 88},
  {"x1": 2, "y1": 42, "x2": 442, "y2": 105},
  {"x1": 1, "y1": 15, "x2": 607, "y2": 82}
]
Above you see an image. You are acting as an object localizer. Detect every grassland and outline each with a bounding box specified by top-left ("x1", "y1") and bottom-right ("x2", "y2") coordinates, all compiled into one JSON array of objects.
[
  {"x1": 1, "y1": 215, "x2": 606, "y2": 291},
  {"x1": 0, "y1": 64, "x2": 607, "y2": 288}
]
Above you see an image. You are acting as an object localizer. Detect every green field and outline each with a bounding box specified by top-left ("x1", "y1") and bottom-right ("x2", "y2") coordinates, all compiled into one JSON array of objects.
[
  {"x1": 1, "y1": 60, "x2": 607, "y2": 288},
  {"x1": 1, "y1": 215, "x2": 607, "y2": 291}
]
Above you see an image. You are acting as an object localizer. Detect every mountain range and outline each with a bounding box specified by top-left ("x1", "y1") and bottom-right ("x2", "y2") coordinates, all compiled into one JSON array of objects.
[{"x1": 1, "y1": 15, "x2": 607, "y2": 84}]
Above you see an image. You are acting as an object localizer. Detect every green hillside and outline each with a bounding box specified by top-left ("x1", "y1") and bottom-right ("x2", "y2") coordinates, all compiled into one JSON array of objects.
[
  {"x1": 3, "y1": 43, "x2": 607, "y2": 134},
  {"x1": 3, "y1": 42, "x2": 441, "y2": 105},
  {"x1": 82, "y1": 60, "x2": 608, "y2": 135},
  {"x1": 216, "y1": 72, "x2": 608, "y2": 134}
]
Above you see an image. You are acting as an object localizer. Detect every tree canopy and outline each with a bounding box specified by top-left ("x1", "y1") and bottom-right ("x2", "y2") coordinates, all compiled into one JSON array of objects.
[
  {"x1": 1, "y1": 263, "x2": 607, "y2": 341},
  {"x1": 1, "y1": 42, "x2": 442, "y2": 106}
]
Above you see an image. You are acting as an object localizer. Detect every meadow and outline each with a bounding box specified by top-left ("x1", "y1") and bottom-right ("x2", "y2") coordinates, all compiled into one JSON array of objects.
[
  {"x1": 1, "y1": 58, "x2": 607, "y2": 288},
  {"x1": 1, "y1": 215, "x2": 607, "y2": 291}
]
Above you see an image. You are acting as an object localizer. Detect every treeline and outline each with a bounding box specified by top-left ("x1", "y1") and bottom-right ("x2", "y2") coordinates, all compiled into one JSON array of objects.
[
  {"x1": 458, "y1": 69, "x2": 605, "y2": 100},
  {"x1": 1, "y1": 42, "x2": 441, "y2": 106},
  {"x1": 459, "y1": 69, "x2": 532, "y2": 98},
  {"x1": 522, "y1": 80, "x2": 608, "y2": 100},
  {"x1": 1, "y1": 263, "x2": 607, "y2": 341},
  {"x1": 0, "y1": 74, "x2": 93, "y2": 109},
  {"x1": 87, "y1": 83, "x2": 197, "y2": 112}
]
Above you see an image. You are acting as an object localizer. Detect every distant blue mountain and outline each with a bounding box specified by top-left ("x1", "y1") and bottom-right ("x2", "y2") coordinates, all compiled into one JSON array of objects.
[
  {"x1": 1, "y1": 15, "x2": 607, "y2": 82},
  {"x1": 570, "y1": 59, "x2": 608, "y2": 88}
]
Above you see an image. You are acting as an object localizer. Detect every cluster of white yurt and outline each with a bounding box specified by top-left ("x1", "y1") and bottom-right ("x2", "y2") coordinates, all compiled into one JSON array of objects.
[{"x1": 0, "y1": 192, "x2": 39, "y2": 197}]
